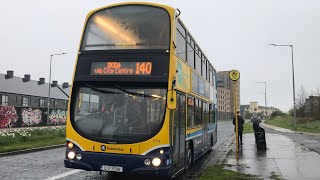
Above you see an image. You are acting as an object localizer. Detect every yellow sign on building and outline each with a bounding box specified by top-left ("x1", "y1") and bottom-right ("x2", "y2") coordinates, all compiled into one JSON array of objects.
[{"x1": 229, "y1": 70, "x2": 240, "y2": 81}]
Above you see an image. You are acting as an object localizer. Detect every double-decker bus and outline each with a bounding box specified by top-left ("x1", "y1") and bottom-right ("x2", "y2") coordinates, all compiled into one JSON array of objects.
[{"x1": 65, "y1": 2, "x2": 217, "y2": 178}]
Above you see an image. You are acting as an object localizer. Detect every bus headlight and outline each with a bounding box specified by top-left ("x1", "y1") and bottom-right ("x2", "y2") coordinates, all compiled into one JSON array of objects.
[
  {"x1": 152, "y1": 158, "x2": 161, "y2": 167},
  {"x1": 67, "y1": 151, "x2": 76, "y2": 160},
  {"x1": 144, "y1": 159, "x2": 151, "y2": 166},
  {"x1": 76, "y1": 153, "x2": 82, "y2": 160},
  {"x1": 67, "y1": 142, "x2": 74, "y2": 149}
]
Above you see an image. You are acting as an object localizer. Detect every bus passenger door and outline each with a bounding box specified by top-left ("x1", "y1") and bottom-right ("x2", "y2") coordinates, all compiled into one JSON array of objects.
[{"x1": 172, "y1": 93, "x2": 186, "y2": 171}]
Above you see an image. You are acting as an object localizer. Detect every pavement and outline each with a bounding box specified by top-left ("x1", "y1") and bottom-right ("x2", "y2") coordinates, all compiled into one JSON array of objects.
[
  {"x1": 224, "y1": 123, "x2": 320, "y2": 180},
  {"x1": 179, "y1": 120, "x2": 235, "y2": 180}
]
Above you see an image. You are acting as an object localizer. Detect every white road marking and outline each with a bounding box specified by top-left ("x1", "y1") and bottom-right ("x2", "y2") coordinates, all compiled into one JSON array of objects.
[{"x1": 45, "y1": 169, "x2": 82, "y2": 180}]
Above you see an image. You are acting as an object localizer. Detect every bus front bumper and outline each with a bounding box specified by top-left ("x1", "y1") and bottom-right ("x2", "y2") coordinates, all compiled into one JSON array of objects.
[{"x1": 64, "y1": 151, "x2": 172, "y2": 176}]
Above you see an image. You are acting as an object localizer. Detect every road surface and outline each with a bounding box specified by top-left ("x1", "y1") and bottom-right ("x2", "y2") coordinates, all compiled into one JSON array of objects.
[{"x1": 0, "y1": 120, "x2": 234, "y2": 180}]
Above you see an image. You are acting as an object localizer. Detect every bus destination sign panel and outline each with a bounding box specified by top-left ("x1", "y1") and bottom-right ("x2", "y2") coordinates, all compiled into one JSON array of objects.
[{"x1": 91, "y1": 62, "x2": 152, "y2": 76}]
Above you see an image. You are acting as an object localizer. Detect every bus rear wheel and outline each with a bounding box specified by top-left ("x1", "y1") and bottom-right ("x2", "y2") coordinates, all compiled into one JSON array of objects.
[
  {"x1": 186, "y1": 148, "x2": 193, "y2": 169},
  {"x1": 209, "y1": 136, "x2": 214, "y2": 151}
]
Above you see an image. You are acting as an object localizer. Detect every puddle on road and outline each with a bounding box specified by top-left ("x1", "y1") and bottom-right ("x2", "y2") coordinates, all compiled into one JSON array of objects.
[{"x1": 227, "y1": 159, "x2": 251, "y2": 167}]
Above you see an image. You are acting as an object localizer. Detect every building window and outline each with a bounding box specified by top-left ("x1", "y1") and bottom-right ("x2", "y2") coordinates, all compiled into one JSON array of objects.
[
  {"x1": 63, "y1": 101, "x2": 68, "y2": 109},
  {"x1": 54, "y1": 100, "x2": 58, "y2": 108},
  {"x1": 39, "y1": 99, "x2": 45, "y2": 108},
  {"x1": 22, "y1": 97, "x2": 29, "y2": 107},
  {"x1": 1, "y1": 95, "x2": 8, "y2": 106}
]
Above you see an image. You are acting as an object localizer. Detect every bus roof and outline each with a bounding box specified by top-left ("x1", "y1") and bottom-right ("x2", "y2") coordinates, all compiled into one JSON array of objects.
[{"x1": 86, "y1": 2, "x2": 175, "y2": 18}]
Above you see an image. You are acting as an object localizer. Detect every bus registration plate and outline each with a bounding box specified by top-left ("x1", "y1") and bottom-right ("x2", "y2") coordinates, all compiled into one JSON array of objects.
[{"x1": 101, "y1": 165, "x2": 123, "y2": 172}]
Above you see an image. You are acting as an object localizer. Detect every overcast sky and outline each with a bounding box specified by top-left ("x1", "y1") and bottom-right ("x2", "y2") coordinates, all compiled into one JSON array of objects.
[{"x1": 1, "y1": 0, "x2": 320, "y2": 112}]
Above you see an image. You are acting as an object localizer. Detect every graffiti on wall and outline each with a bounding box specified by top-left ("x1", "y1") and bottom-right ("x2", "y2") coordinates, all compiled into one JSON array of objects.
[
  {"x1": 0, "y1": 105, "x2": 67, "y2": 128},
  {"x1": 49, "y1": 109, "x2": 67, "y2": 125},
  {"x1": 21, "y1": 108, "x2": 42, "y2": 126},
  {"x1": 0, "y1": 105, "x2": 18, "y2": 128}
]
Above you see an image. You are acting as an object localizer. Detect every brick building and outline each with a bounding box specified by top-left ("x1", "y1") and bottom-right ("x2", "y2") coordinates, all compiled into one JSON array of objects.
[
  {"x1": 240, "y1": 102, "x2": 280, "y2": 119},
  {"x1": 217, "y1": 71, "x2": 240, "y2": 120}
]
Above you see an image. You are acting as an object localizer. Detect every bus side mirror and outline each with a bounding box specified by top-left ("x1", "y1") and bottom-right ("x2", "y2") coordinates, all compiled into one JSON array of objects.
[{"x1": 167, "y1": 90, "x2": 177, "y2": 110}]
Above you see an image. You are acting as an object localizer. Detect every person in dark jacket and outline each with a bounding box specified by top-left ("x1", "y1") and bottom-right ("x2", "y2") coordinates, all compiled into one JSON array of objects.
[
  {"x1": 233, "y1": 111, "x2": 245, "y2": 145},
  {"x1": 251, "y1": 112, "x2": 262, "y2": 131}
]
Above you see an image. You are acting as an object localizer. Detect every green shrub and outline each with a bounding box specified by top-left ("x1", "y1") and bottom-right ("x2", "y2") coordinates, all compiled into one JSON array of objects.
[{"x1": 270, "y1": 111, "x2": 285, "y2": 118}]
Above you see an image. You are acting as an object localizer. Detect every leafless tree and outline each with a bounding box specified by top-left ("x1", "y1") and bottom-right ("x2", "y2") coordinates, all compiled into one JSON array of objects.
[
  {"x1": 296, "y1": 85, "x2": 308, "y2": 117},
  {"x1": 296, "y1": 85, "x2": 308, "y2": 108},
  {"x1": 314, "y1": 86, "x2": 320, "y2": 119},
  {"x1": 315, "y1": 87, "x2": 320, "y2": 96}
]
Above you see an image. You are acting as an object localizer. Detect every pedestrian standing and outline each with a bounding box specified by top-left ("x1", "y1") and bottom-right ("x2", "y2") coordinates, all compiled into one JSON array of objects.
[
  {"x1": 251, "y1": 112, "x2": 262, "y2": 131},
  {"x1": 233, "y1": 111, "x2": 245, "y2": 145}
]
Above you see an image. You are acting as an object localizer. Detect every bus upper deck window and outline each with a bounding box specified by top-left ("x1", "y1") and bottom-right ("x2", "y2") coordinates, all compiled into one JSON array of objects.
[{"x1": 81, "y1": 5, "x2": 170, "y2": 51}]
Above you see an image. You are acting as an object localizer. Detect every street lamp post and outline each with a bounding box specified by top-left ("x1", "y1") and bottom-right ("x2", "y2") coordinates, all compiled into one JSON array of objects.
[
  {"x1": 47, "y1": 53, "x2": 67, "y2": 125},
  {"x1": 256, "y1": 82, "x2": 267, "y2": 117},
  {"x1": 269, "y1": 44, "x2": 296, "y2": 129}
]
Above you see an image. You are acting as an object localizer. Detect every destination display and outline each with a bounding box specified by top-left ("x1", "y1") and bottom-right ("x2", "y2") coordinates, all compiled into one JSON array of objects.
[{"x1": 91, "y1": 62, "x2": 152, "y2": 76}]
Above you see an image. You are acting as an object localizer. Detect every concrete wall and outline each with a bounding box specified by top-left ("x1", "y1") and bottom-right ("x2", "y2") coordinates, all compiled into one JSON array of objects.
[{"x1": 0, "y1": 105, "x2": 67, "y2": 128}]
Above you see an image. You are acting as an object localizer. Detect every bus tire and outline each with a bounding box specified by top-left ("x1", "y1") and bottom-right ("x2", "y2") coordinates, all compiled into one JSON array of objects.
[
  {"x1": 186, "y1": 141, "x2": 194, "y2": 169},
  {"x1": 209, "y1": 135, "x2": 214, "y2": 152},
  {"x1": 186, "y1": 148, "x2": 192, "y2": 169}
]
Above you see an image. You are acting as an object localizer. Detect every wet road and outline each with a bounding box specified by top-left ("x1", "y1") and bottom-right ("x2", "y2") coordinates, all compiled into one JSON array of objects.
[{"x1": 0, "y1": 120, "x2": 234, "y2": 180}]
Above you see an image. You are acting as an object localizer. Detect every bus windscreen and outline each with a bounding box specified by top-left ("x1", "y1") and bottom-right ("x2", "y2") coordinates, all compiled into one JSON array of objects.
[{"x1": 81, "y1": 5, "x2": 170, "y2": 51}]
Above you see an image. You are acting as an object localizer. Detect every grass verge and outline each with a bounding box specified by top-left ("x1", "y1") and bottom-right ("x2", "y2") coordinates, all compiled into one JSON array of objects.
[
  {"x1": 199, "y1": 165, "x2": 258, "y2": 180},
  {"x1": 243, "y1": 122, "x2": 254, "y2": 134},
  {"x1": 269, "y1": 172, "x2": 284, "y2": 180},
  {"x1": 0, "y1": 137, "x2": 65, "y2": 153},
  {"x1": 265, "y1": 115, "x2": 320, "y2": 133},
  {"x1": 0, "y1": 126, "x2": 65, "y2": 153}
]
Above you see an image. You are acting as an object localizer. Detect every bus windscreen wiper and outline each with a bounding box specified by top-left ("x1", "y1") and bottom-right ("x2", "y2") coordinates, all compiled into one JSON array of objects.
[
  {"x1": 113, "y1": 84, "x2": 163, "y2": 99},
  {"x1": 83, "y1": 84, "x2": 121, "y2": 94}
]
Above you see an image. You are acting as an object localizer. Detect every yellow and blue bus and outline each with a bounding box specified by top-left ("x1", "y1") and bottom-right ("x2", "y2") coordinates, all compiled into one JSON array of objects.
[{"x1": 64, "y1": 2, "x2": 217, "y2": 178}]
